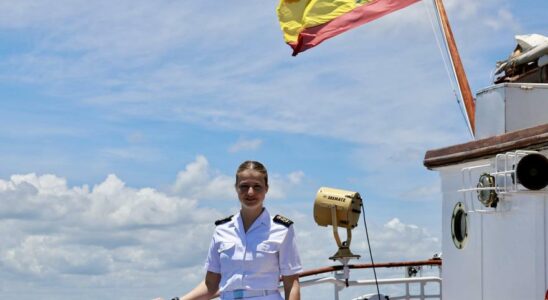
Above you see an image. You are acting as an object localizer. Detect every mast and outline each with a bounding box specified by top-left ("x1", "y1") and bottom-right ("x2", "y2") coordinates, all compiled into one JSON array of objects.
[{"x1": 433, "y1": 0, "x2": 476, "y2": 136}]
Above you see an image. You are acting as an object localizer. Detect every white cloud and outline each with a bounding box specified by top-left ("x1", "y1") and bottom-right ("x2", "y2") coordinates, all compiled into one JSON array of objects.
[
  {"x1": 0, "y1": 0, "x2": 517, "y2": 157},
  {"x1": 228, "y1": 138, "x2": 262, "y2": 153},
  {"x1": 0, "y1": 0, "x2": 539, "y2": 298},
  {"x1": 372, "y1": 218, "x2": 440, "y2": 261},
  {"x1": 171, "y1": 155, "x2": 234, "y2": 201},
  {"x1": 100, "y1": 146, "x2": 159, "y2": 162},
  {"x1": 0, "y1": 170, "x2": 227, "y2": 299},
  {"x1": 0, "y1": 162, "x2": 440, "y2": 300},
  {"x1": 400, "y1": 183, "x2": 441, "y2": 202},
  {"x1": 171, "y1": 155, "x2": 307, "y2": 202},
  {"x1": 287, "y1": 171, "x2": 305, "y2": 184},
  {"x1": 484, "y1": 8, "x2": 520, "y2": 31},
  {"x1": 295, "y1": 216, "x2": 440, "y2": 269},
  {"x1": 0, "y1": 0, "x2": 86, "y2": 29},
  {"x1": 126, "y1": 131, "x2": 145, "y2": 143},
  {"x1": 3, "y1": 235, "x2": 113, "y2": 276},
  {"x1": 266, "y1": 171, "x2": 308, "y2": 200},
  {"x1": 0, "y1": 171, "x2": 212, "y2": 277}
]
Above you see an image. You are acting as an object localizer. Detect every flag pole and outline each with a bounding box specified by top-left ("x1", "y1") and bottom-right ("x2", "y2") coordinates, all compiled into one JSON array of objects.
[{"x1": 433, "y1": 0, "x2": 475, "y2": 137}]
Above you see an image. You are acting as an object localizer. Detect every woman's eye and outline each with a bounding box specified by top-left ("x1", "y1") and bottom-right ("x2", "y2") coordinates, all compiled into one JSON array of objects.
[{"x1": 238, "y1": 184, "x2": 264, "y2": 192}]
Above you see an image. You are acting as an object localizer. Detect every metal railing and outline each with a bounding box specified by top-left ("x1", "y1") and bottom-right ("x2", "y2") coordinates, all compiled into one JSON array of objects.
[
  {"x1": 296, "y1": 259, "x2": 442, "y2": 300},
  {"x1": 459, "y1": 150, "x2": 547, "y2": 213}
]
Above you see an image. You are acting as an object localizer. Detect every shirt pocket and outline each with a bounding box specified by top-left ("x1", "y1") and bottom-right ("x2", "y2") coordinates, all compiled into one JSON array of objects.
[
  {"x1": 256, "y1": 241, "x2": 279, "y2": 254},
  {"x1": 254, "y1": 241, "x2": 280, "y2": 272},
  {"x1": 217, "y1": 242, "x2": 236, "y2": 273},
  {"x1": 218, "y1": 242, "x2": 235, "y2": 253}
]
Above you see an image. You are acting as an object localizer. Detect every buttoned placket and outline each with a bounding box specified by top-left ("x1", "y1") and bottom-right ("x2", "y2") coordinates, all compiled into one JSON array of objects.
[
  {"x1": 235, "y1": 212, "x2": 266, "y2": 289},
  {"x1": 233, "y1": 216, "x2": 246, "y2": 288}
]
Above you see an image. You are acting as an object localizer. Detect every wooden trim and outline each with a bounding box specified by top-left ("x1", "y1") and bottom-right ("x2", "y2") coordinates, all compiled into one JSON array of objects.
[{"x1": 424, "y1": 123, "x2": 548, "y2": 169}]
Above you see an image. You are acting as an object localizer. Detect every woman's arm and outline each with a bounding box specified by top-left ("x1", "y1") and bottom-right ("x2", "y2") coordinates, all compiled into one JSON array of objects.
[
  {"x1": 179, "y1": 271, "x2": 221, "y2": 300},
  {"x1": 282, "y1": 274, "x2": 300, "y2": 300}
]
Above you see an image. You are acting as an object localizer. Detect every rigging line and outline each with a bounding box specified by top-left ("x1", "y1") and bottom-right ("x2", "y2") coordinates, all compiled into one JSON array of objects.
[
  {"x1": 361, "y1": 202, "x2": 381, "y2": 298},
  {"x1": 434, "y1": 0, "x2": 475, "y2": 139},
  {"x1": 423, "y1": 0, "x2": 459, "y2": 98},
  {"x1": 423, "y1": 0, "x2": 473, "y2": 138},
  {"x1": 432, "y1": 0, "x2": 474, "y2": 138}
]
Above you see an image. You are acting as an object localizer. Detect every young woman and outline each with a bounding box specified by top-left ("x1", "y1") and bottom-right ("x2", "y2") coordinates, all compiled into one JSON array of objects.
[{"x1": 161, "y1": 161, "x2": 302, "y2": 300}]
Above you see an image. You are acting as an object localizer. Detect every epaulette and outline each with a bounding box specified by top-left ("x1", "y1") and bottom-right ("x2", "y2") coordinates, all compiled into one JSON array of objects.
[
  {"x1": 214, "y1": 215, "x2": 233, "y2": 226},
  {"x1": 273, "y1": 214, "x2": 293, "y2": 228}
]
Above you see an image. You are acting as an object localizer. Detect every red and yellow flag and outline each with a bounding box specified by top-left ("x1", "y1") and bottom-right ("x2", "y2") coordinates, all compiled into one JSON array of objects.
[{"x1": 277, "y1": 0, "x2": 420, "y2": 56}]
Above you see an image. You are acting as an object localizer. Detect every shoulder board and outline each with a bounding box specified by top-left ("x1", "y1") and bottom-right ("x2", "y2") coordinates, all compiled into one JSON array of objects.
[
  {"x1": 214, "y1": 215, "x2": 233, "y2": 226},
  {"x1": 273, "y1": 214, "x2": 293, "y2": 228}
]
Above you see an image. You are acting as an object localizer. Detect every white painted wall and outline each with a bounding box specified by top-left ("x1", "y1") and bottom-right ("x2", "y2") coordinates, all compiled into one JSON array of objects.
[{"x1": 436, "y1": 150, "x2": 548, "y2": 300}]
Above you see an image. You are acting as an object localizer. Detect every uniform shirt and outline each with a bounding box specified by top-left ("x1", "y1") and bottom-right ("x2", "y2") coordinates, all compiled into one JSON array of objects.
[{"x1": 205, "y1": 208, "x2": 302, "y2": 292}]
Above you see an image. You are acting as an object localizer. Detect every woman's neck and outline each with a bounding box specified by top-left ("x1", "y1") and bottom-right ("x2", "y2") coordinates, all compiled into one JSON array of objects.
[{"x1": 241, "y1": 207, "x2": 264, "y2": 232}]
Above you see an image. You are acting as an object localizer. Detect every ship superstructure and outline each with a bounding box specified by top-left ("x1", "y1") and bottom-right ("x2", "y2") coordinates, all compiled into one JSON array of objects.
[{"x1": 424, "y1": 34, "x2": 548, "y2": 300}]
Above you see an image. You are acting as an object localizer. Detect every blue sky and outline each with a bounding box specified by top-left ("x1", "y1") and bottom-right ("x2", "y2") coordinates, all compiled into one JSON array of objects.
[{"x1": 0, "y1": 0, "x2": 546, "y2": 299}]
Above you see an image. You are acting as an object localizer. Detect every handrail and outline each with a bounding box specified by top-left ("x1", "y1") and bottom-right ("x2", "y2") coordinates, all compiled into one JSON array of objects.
[
  {"x1": 298, "y1": 259, "x2": 442, "y2": 278},
  {"x1": 296, "y1": 259, "x2": 443, "y2": 300}
]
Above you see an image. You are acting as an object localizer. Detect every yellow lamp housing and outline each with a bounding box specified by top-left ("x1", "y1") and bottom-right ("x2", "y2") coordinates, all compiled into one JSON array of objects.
[{"x1": 314, "y1": 187, "x2": 362, "y2": 260}]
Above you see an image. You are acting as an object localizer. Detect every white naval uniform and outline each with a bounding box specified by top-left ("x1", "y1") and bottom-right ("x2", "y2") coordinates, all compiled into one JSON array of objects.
[{"x1": 205, "y1": 208, "x2": 302, "y2": 300}]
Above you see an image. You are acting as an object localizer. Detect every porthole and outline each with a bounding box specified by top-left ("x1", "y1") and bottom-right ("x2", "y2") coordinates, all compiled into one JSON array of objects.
[{"x1": 451, "y1": 202, "x2": 468, "y2": 249}]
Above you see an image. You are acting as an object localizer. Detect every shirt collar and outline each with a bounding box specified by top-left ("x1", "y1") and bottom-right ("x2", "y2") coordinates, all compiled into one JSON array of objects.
[
  {"x1": 234, "y1": 207, "x2": 270, "y2": 233},
  {"x1": 256, "y1": 208, "x2": 270, "y2": 226}
]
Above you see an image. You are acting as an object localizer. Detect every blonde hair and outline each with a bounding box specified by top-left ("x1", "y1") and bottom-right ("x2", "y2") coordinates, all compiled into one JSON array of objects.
[{"x1": 235, "y1": 160, "x2": 268, "y2": 187}]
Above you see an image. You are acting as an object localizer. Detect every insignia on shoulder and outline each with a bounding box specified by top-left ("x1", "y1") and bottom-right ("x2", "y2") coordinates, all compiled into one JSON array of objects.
[
  {"x1": 214, "y1": 215, "x2": 233, "y2": 226},
  {"x1": 273, "y1": 214, "x2": 293, "y2": 227}
]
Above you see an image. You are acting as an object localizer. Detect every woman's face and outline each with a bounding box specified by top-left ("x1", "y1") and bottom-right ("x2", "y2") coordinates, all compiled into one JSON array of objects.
[{"x1": 236, "y1": 169, "x2": 268, "y2": 211}]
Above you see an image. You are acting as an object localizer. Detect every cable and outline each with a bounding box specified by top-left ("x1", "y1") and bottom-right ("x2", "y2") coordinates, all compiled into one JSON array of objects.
[
  {"x1": 423, "y1": 0, "x2": 474, "y2": 138},
  {"x1": 361, "y1": 201, "x2": 381, "y2": 298}
]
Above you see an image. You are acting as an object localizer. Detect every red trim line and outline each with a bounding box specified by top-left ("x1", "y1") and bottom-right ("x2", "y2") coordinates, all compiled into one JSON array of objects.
[
  {"x1": 277, "y1": 259, "x2": 442, "y2": 281},
  {"x1": 299, "y1": 259, "x2": 442, "y2": 278},
  {"x1": 292, "y1": 0, "x2": 420, "y2": 56}
]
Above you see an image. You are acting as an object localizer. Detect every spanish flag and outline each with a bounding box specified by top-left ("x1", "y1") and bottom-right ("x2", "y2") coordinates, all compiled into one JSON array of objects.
[{"x1": 277, "y1": 0, "x2": 420, "y2": 56}]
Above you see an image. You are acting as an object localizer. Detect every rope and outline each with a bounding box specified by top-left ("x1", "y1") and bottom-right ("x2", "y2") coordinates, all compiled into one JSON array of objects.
[
  {"x1": 361, "y1": 201, "x2": 381, "y2": 298},
  {"x1": 423, "y1": 0, "x2": 473, "y2": 138}
]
